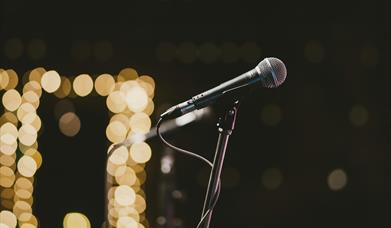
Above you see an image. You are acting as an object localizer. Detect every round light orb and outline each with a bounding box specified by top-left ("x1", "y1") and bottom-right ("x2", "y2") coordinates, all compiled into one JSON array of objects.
[
  {"x1": 106, "y1": 121, "x2": 128, "y2": 143},
  {"x1": 0, "y1": 166, "x2": 15, "y2": 188},
  {"x1": 22, "y1": 91, "x2": 40, "y2": 109},
  {"x1": 41, "y1": 70, "x2": 61, "y2": 93},
  {"x1": 115, "y1": 166, "x2": 137, "y2": 186},
  {"x1": 63, "y1": 213, "x2": 91, "y2": 228},
  {"x1": 0, "y1": 112, "x2": 18, "y2": 126},
  {"x1": 106, "y1": 91, "x2": 127, "y2": 113},
  {"x1": 59, "y1": 112, "x2": 81, "y2": 137},
  {"x1": 0, "y1": 69, "x2": 9, "y2": 90},
  {"x1": 125, "y1": 85, "x2": 148, "y2": 113},
  {"x1": 23, "y1": 81, "x2": 42, "y2": 98},
  {"x1": 117, "y1": 68, "x2": 138, "y2": 82},
  {"x1": 95, "y1": 73, "x2": 115, "y2": 96},
  {"x1": 28, "y1": 67, "x2": 46, "y2": 83},
  {"x1": 54, "y1": 77, "x2": 72, "y2": 98},
  {"x1": 129, "y1": 113, "x2": 151, "y2": 134},
  {"x1": 73, "y1": 74, "x2": 94, "y2": 97},
  {"x1": 0, "y1": 153, "x2": 16, "y2": 166},
  {"x1": 109, "y1": 146, "x2": 129, "y2": 165},
  {"x1": 17, "y1": 103, "x2": 36, "y2": 123},
  {"x1": 3, "y1": 69, "x2": 18, "y2": 90},
  {"x1": 17, "y1": 156, "x2": 37, "y2": 177},
  {"x1": 2, "y1": 89, "x2": 22, "y2": 111},
  {"x1": 0, "y1": 210, "x2": 17, "y2": 228},
  {"x1": 130, "y1": 142, "x2": 152, "y2": 163},
  {"x1": 18, "y1": 124, "x2": 37, "y2": 146},
  {"x1": 328, "y1": 169, "x2": 348, "y2": 191},
  {"x1": 114, "y1": 185, "x2": 136, "y2": 206},
  {"x1": 134, "y1": 195, "x2": 146, "y2": 213},
  {"x1": 116, "y1": 216, "x2": 138, "y2": 228}
]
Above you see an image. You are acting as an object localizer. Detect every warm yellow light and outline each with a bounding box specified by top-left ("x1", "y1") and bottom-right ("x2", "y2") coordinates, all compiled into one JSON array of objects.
[
  {"x1": 0, "y1": 112, "x2": 18, "y2": 126},
  {"x1": 95, "y1": 74, "x2": 115, "y2": 96},
  {"x1": 3, "y1": 69, "x2": 18, "y2": 90},
  {"x1": 41, "y1": 70, "x2": 61, "y2": 93},
  {"x1": 18, "y1": 213, "x2": 38, "y2": 227},
  {"x1": 327, "y1": 169, "x2": 347, "y2": 191},
  {"x1": 125, "y1": 85, "x2": 148, "y2": 113},
  {"x1": 1, "y1": 122, "x2": 18, "y2": 140},
  {"x1": 116, "y1": 216, "x2": 138, "y2": 228},
  {"x1": 106, "y1": 91, "x2": 127, "y2": 113},
  {"x1": 106, "y1": 121, "x2": 128, "y2": 143},
  {"x1": 21, "y1": 113, "x2": 41, "y2": 131},
  {"x1": 117, "y1": 68, "x2": 138, "y2": 82},
  {"x1": 134, "y1": 195, "x2": 146, "y2": 213},
  {"x1": 59, "y1": 112, "x2": 81, "y2": 137},
  {"x1": 0, "y1": 166, "x2": 15, "y2": 188},
  {"x1": 0, "y1": 140, "x2": 17, "y2": 156},
  {"x1": 2, "y1": 89, "x2": 22, "y2": 111},
  {"x1": 24, "y1": 148, "x2": 43, "y2": 169},
  {"x1": 17, "y1": 156, "x2": 37, "y2": 178},
  {"x1": 137, "y1": 76, "x2": 155, "y2": 98},
  {"x1": 17, "y1": 103, "x2": 36, "y2": 123},
  {"x1": 63, "y1": 213, "x2": 91, "y2": 228},
  {"x1": 14, "y1": 177, "x2": 33, "y2": 199},
  {"x1": 54, "y1": 77, "x2": 72, "y2": 98},
  {"x1": 109, "y1": 146, "x2": 129, "y2": 166},
  {"x1": 143, "y1": 98, "x2": 154, "y2": 116},
  {"x1": 73, "y1": 74, "x2": 93, "y2": 97},
  {"x1": 129, "y1": 113, "x2": 151, "y2": 134},
  {"x1": 13, "y1": 200, "x2": 33, "y2": 218},
  {"x1": 115, "y1": 166, "x2": 137, "y2": 186},
  {"x1": 18, "y1": 124, "x2": 37, "y2": 146},
  {"x1": 0, "y1": 210, "x2": 17, "y2": 228},
  {"x1": 130, "y1": 142, "x2": 152, "y2": 164},
  {"x1": 114, "y1": 185, "x2": 136, "y2": 206},
  {"x1": 0, "y1": 69, "x2": 10, "y2": 90},
  {"x1": 110, "y1": 114, "x2": 130, "y2": 131},
  {"x1": 22, "y1": 91, "x2": 40, "y2": 109},
  {"x1": 0, "y1": 153, "x2": 16, "y2": 167},
  {"x1": 23, "y1": 81, "x2": 42, "y2": 98},
  {"x1": 28, "y1": 67, "x2": 46, "y2": 83}
]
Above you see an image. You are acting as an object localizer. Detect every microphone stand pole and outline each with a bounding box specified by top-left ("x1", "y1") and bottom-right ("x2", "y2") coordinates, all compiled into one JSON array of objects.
[{"x1": 201, "y1": 100, "x2": 240, "y2": 228}]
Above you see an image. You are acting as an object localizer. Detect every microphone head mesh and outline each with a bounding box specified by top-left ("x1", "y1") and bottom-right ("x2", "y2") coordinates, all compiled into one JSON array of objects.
[{"x1": 257, "y1": 57, "x2": 287, "y2": 88}]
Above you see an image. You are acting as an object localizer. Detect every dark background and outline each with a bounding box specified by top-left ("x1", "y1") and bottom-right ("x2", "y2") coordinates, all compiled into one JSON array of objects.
[{"x1": 1, "y1": 0, "x2": 389, "y2": 227}]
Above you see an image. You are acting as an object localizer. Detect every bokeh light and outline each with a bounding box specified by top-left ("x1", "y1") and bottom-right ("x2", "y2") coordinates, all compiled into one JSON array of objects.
[
  {"x1": 0, "y1": 166, "x2": 15, "y2": 188},
  {"x1": 54, "y1": 77, "x2": 72, "y2": 98},
  {"x1": 327, "y1": 168, "x2": 347, "y2": 191},
  {"x1": 2, "y1": 89, "x2": 22, "y2": 112},
  {"x1": 0, "y1": 210, "x2": 17, "y2": 228},
  {"x1": 17, "y1": 155, "x2": 37, "y2": 178},
  {"x1": 129, "y1": 113, "x2": 151, "y2": 134},
  {"x1": 130, "y1": 142, "x2": 152, "y2": 164},
  {"x1": 3, "y1": 69, "x2": 19, "y2": 90},
  {"x1": 23, "y1": 81, "x2": 42, "y2": 98},
  {"x1": 117, "y1": 68, "x2": 138, "y2": 82},
  {"x1": 125, "y1": 85, "x2": 148, "y2": 113},
  {"x1": 106, "y1": 121, "x2": 128, "y2": 143},
  {"x1": 63, "y1": 212, "x2": 91, "y2": 228},
  {"x1": 59, "y1": 112, "x2": 81, "y2": 137},
  {"x1": 41, "y1": 70, "x2": 61, "y2": 93},
  {"x1": 0, "y1": 69, "x2": 10, "y2": 90},
  {"x1": 73, "y1": 74, "x2": 94, "y2": 97},
  {"x1": 107, "y1": 91, "x2": 127, "y2": 113},
  {"x1": 28, "y1": 67, "x2": 46, "y2": 83},
  {"x1": 18, "y1": 124, "x2": 37, "y2": 146},
  {"x1": 115, "y1": 185, "x2": 136, "y2": 206},
  {"x1": 95, "y1": 74, "x2": 115, "y2": 96}
]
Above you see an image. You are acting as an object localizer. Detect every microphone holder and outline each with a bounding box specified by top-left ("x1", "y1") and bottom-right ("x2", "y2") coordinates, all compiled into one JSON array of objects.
[{"x1": 201, "y1": 100, "x2": 240, "y2": 228}]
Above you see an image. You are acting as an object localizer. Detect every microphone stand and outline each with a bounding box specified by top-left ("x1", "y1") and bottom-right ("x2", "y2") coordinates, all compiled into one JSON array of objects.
[{"x1": 201, "y1": 100, "x2": 240, "y2": 228}]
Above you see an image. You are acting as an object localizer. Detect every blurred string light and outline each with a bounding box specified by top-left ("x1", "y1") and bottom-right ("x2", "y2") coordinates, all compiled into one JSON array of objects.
[
  {"x1": 1, "y1": 67, "x2": 154, "y2": 227},
  {"x1": 327, "y1": 168, "x2": 347, "y2": 191},
  {"x1": 106, "y1": 68, "x2": 154, "y2": 227}
]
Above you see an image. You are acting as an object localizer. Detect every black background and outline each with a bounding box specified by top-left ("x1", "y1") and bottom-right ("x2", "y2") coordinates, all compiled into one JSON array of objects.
[{"x1": 0, "y1": 0, "x2": 389, "y2": 227}]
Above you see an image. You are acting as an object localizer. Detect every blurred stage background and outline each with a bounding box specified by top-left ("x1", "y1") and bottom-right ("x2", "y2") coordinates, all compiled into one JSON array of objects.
[{"x1": 0, "y1": 0, "x2": 389, "y2": 227}]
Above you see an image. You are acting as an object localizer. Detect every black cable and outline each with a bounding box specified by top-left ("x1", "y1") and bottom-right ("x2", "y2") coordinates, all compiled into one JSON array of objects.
[{"x1": 156, "y1": 118, "x2": 222, "y2": 228}]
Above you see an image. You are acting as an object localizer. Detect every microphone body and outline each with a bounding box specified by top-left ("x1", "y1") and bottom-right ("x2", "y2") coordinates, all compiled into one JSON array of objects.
[{"x1": 161, "y1": 57, "x2": 286, "y2": 120}]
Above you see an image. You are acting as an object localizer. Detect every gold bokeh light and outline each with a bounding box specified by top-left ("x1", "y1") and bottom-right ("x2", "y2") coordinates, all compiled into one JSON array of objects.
[
  {"x1": 2, "y1": 89, "x2": 22, "y2": 112},
  {"x1": 95, "y1": 73, "x2": 115, "y2": 96},
  {"x1": 41, "y1": 70, "x2": 61, "y2": 93},
  {"x1": 73, "y1": 74, "x2": 94, "y2": 97}
]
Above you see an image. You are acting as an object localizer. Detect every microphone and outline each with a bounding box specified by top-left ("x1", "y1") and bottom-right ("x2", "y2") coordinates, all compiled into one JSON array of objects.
[{"x1": 160, "y1": 57, "x2": 287, "y2": 119}]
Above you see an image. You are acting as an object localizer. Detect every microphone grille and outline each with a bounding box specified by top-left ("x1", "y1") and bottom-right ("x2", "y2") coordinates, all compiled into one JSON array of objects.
[{"x1": 257, "y1": 57, "x2": 287, "y2": 88}]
